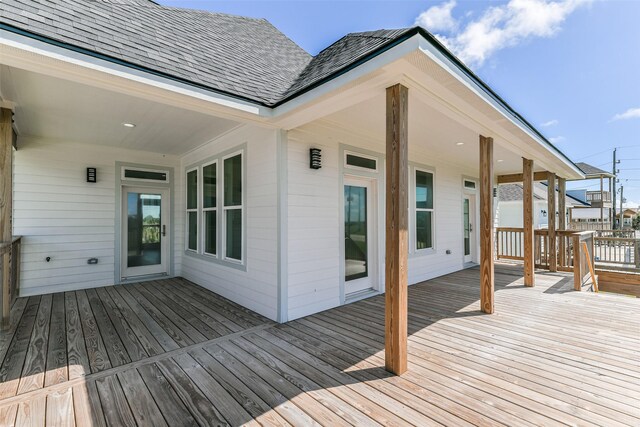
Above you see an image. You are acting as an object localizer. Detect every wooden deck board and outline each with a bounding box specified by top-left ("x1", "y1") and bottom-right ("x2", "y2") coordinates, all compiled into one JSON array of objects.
[{"x1": 0, "y1": 269, "x2": 638, "y2": 426}]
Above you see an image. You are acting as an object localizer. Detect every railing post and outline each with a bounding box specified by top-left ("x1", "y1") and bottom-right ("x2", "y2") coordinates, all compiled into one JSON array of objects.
[
  {"x1": 635, "y1": 239, "x2": 640, "y2": 270},
  {"x1": 573, "y1": 234, "x2": 581, "y2": 291}
]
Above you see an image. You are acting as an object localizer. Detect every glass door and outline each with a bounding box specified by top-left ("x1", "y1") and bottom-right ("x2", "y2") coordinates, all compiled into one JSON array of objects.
[
  {"x1": 122, "y1": 187, "x2": 169, "y2": 279},
  {"x1": 463, "y1": 196, "x2": 473, "y2": 263},
  {"x1": 344, "y1": 177, "x2": 375, "y2": 295}
]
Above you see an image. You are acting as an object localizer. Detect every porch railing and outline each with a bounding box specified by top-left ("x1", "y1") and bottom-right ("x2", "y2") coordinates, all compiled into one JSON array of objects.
[
  {"x1": 569, "y1": 222, "x2": 612, "y2": 231},
  {"x1": 593, "y1": 236, "x2": 640, "y2": 271},
  {"x1": 1, "y1": 236, "x2": 22, "y2": 329},
  {"x1": 495, "y1": 227, "x2": 597, "y2": 290}
]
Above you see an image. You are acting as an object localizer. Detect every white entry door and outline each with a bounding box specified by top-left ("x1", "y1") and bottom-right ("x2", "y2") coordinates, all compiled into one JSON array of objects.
[
  {"x1": 122, "y1": 186, "x2": 170, "y2": 279},
  {"x1": 344, "y1": 177, "x2": 376, "y2": 295},
  {"x1": 463, "y1": 196, "x2": 476, "y2": 263}
]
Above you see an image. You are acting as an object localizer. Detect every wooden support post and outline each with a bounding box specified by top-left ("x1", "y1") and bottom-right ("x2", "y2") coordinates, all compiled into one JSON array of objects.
[
  {"x1": 1, "y1": 108, "x2": 13, "y2": 329},
  {"x1": 479, "y1": 135, "x2": 494, "y2": 314},
  {"x1": 523, "y1": 158, "x2": 534, "y2": 287},
  {"x1": 385, "y1": 83, "x2": 408, "y2": 375},
  {"x1": 573, "y1": 234, "x2": 581, "y2": 291},
  {"x1": 558, "y1": 178, "x2": 566, "y2": 268},
  {"x1": 547, "y1": 172, "x2": 557, "y2": 272}
]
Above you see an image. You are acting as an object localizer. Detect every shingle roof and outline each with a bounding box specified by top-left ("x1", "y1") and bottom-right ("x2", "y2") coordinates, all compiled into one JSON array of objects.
[
  {"x1": 499, "y1": 183, "x2": 588, "y2": 206},
  {"x1": 575, "y1": 162, "x2": 614, "y2": 178},
  {"x1": 0, "y1": 0, "x2": 313, "y2": 105}
]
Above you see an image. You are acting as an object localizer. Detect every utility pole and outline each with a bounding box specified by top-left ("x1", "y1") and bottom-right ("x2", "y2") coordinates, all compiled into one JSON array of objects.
[
  {"x1": 612, "y1": 148, "x2": 617, "y2": 229},
  {"x1": 620, "y1": 185, "x2": 624, "y2": 229}
]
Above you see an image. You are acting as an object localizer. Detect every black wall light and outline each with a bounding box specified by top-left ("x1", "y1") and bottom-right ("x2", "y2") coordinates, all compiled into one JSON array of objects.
[
  {"x1": 87, "y1": 167, "x2": 97, "y2": 183},
  {"x1": 310, "y1": 148, "x2": 322, "y2": 169}
]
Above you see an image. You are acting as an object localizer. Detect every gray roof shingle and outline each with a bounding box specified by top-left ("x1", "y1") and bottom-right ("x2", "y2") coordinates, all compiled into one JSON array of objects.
[
  {"x1": 0, "y1": 1, "x2": 417, "y2": 106},
  {"x1": 1, "y1": 0, "x2": 313, "y2": 105},
  {"x1": 575, "y1": 162, "x2": 614, "y2": 178}
]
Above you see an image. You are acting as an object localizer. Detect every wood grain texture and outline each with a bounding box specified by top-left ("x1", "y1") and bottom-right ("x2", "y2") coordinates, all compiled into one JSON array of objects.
[
  {"x1": 44, "y1": 293, "x2": 67, "y2": 387},
  {"x1": 558, "y1": 178, "x2": 567, "y2": 268},
  {"x1": 523, "y1": 158, "x2": 535, "y2": 287},
  {"x1": 384, "y1": 83, "x2": 409, "y2": 375},
  {"x1": 1, "y1": 108, "x2": 13, "y2": 329},
  {"x1": 479, "y1": 135, "x2": 495, "y2": 314},
  {"x1": 497, "y1": 171, "x2": 549, "y2": 184},
  {"x1": 547, "y1": 172, "x2": 557, "y2": 272}
]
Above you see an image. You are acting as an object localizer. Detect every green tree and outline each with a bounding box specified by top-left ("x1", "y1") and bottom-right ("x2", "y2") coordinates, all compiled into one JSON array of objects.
[{"x1": 633, "y1": 214, "x2": 640, "y2": 231}]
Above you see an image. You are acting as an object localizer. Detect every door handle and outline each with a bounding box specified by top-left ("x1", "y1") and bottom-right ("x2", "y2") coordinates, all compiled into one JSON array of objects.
[
  {"x1": 469, "y1": 223, "x2": 473, "y2": 232},
  {"x1": 162, "y1": 225, "x2": 166, "y2": 237}
]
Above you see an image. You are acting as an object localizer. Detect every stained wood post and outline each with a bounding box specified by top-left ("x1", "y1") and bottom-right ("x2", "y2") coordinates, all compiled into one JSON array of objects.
[
  {"x1": 523, "y1": 158, "x2": 534, "y2": 287},
  {"x1": 573, "y1": 234, "x2": 581, "y2": 291},
  {"x1": 385, "y1": 83, "x2": 408, "y2": 375},
  {"x1": 558, "y1": 178, "x2": 566, "y2": 268},
  {"x1": 1, "y1": 108, "x2": 13, "y2": 329},
  {"x1": 479, "y1": 135, "x2": 494, "y2": 314},
  {"x1": 599, "y1": 176, "x2": 604, "y2": 229},
  {"x1": 547, "y1": 172, "x2": 557, "y2": 272}
]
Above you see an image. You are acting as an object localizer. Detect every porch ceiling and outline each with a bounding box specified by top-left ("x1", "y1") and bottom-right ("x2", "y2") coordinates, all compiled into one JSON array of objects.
[
  {"x1": 323, "y1": 92, "x2": 528, "y2": 176},
  {"x1": 0, "y1": 65, "x2": 241, "y2": 155}
]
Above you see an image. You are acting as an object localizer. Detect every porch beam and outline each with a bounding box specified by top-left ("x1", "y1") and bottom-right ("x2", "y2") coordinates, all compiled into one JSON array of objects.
[
  {"x1": 479, "y1": 135, "x2": 494, "y2": 314},
  {"x1": 547, "y1": 172, "x2": 557, "y2": 272},
  {"x1": 1, "y1": 108, "x2": 13, "y2": 328},
  {"x1": 385, "y1": 83, "x2": 408, "y2": 375},
  {"x1": 523, "y1": 158, "x2": 534, "y2": 287},
  {"x1": 497, "y1": 171, "x2": 549, "y2": 184}
]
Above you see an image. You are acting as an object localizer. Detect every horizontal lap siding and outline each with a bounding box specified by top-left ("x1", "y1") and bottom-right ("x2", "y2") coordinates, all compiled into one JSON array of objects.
[
  {"x1": 286, "y1": 122, "x2": 474, "y2": 320},
  {"x1": 179, "y1": 126, "x2": 279, "y2": 321},
  {"x1": 14, "y1": 138, "x2": 178, "y2": 296}
]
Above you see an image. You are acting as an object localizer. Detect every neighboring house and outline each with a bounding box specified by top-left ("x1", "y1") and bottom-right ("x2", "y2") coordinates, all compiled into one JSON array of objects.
[
  {"x1": 617, "y1": 208, "x2": 639, "y2": 229},
  {"x1": 0, "y1": 0, "x2": 584, "y2": 323},
  {"x1": 497, "y1": 182, "x2": 588, "y2": 229},
  {"x1": 568, "y1": 162, "x2": 615, "y2": 230}
]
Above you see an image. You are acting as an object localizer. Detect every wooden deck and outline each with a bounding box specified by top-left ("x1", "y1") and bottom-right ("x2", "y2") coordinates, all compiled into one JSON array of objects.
[{"x1": 0, "y1": 267, "x2": 638, "y2": 426}]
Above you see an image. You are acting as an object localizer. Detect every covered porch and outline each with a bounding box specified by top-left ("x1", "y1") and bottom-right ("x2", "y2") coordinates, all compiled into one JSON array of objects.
[{"x1": 0, "y1": 265, "x2": 638, "y2": 426}]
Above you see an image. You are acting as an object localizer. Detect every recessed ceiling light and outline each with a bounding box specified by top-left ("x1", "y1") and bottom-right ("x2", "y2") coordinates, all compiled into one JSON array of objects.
[
  {"x1": 122, "y1": 123, "x2": 136, "y2": 128},
  {"x1": 497, "y1": 159, "x2": 504, "y2": 163},
  {"x1": 456, "y1": 142, "x2": 464, "y2": 146}
]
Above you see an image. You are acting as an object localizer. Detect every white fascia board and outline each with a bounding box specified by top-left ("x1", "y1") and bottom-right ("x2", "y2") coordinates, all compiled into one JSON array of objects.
[
  {"x1": 416, "y1": 37, "x2": 583, "y2": 180},
  {"x1": 0, "y1": 29, "x2": 268, "y2": 118}
]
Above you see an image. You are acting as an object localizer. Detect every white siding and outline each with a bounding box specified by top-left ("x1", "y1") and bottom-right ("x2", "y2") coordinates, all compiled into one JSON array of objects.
[
  {"x1": 286, "y1": 121, "x2": 477, "y2": 321},
  {"x1": 14, "y1": 137, "x2": 178, "y2": 296},
  {"x1": 179, "y1": 125, "x2": 279, "y2": 320}
]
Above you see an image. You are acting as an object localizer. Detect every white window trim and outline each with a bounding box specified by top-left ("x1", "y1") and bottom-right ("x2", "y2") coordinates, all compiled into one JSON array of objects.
[
  {"x1": 411, "y1": 165, "x2": 436, "y2": 255},
  {"x1": 222, "y1": 150, "x2": 244, "y2": 263},
  {"x1": 344, "y1": 150, "x2": 379, "y2": 172},
  {"x1": 202, "y1": 160, "x2": 218, "y2": 258},
  {"x1": 185, "y1": 166, "x2": 199, "y2": 253}
]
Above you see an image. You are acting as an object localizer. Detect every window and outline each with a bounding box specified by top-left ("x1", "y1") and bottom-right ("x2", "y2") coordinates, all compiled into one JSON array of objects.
[
  {"x1": 123, "y1": 168, "x2": 168, "y2": 182},
  {"x1": 185, "y1": 149, "x2": 244, "y2": 265},
  {"x1": 345, "y1": 153, "x2": 377, "y2": 171},
  {"x1": 224, "y1": 154, "x2": 243, "y2": 261},
  {"x1": 203, "y1": 162, "x2": 217, "y2": 255},
  {"x1": 186, "y1": 169, "x2": 198, "y2": 251},
  {"x1": 414, "y1": 168, "x2": 434, "y2": 251},
  {"x1": 464, "y1": 180, "x2": 476, "y2": 189}
]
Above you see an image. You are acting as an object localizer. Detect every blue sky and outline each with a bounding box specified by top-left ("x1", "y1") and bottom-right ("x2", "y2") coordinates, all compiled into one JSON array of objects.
[{"x1": 161, "y1": 0, "x2": 640, "y2": 207}]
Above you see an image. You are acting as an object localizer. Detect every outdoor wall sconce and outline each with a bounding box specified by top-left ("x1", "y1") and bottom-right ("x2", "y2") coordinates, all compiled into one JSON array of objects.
[
  {"x1": 87, "y1": 167, "x2": 97, "y2": 183},
  {"x1": 310, "y1": 148, "x2": 322, "y2": 169},
  {"x1": 541, "y1": 210, "x2": 547, "y2": 217}
]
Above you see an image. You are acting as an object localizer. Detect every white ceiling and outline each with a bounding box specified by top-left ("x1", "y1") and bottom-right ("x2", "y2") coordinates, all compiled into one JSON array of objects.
[
  {"x1": 0, "y1": 65, "x2": 240, "y2": 155},
  {"x1": 323, "y1": 92, "x2": 526, "y2": 176}
]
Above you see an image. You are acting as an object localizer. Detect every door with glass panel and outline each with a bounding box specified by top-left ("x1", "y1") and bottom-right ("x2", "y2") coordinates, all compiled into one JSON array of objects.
[
  {"x1": 344, "y1": 177, "x2": 375, "y2": 295},
  {"x1": 463, "y1": 196, "x2": 475, "y2": 263},
  {"x1": 122, "y1": 187, "x2": 169, "y2": 278}
]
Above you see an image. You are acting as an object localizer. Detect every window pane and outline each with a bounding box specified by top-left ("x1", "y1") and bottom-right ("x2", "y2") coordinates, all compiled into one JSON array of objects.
[
  {"x1": 124, "y1": 169, "x2": 167, "y2": 181},
  {"x1": 224, "y1": 154, "x2": 242, "y2": 207},
  {"x1": 416, "y1": 211, "x2": 433, "y2": 250},
  {"x1": 188, "y1": 211, "x2": 198, "y2": 251},
  {"x1": 187, "y1": 170, "x2": 198, "y2": 210},
  {"x1": 344, "y1": 185, "x2": 368, "y2": 281},
  {"x1": 226, "y1": 209, "x2": 242, "y2": 260},
  {"x1": 416, "y1": 170, "x2": 433, "y2": 209},
  {"x1": 205, "y1": 211, "x2": 216, "y2": 255},
  {"x1": 346, "y1": 154, "x2": 376, "y2": 170},
  {"x1": 203, "y1": 163, "x2": 216, "y2": 208},
  {"x1": 127, "y1": 192, "x2": 162, "y2": 267}
]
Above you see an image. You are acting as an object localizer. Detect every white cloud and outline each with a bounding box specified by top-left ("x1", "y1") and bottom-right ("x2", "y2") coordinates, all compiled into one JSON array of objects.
[
  {"x1": 415, "y1": 0, "x2": 458, "y2": 33},
  {"x1": 610, "y1": 107, "x2": 640, "y2": 122},
  {"x1": 415, "y1": 0, "x2": 591, "y2": 67},
  {"x1": 549, "y1": 136, "x2": 565, "y2": 143},
  {"x1": 541, "y1": 119, "x2": 559, "y2": 127}
]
